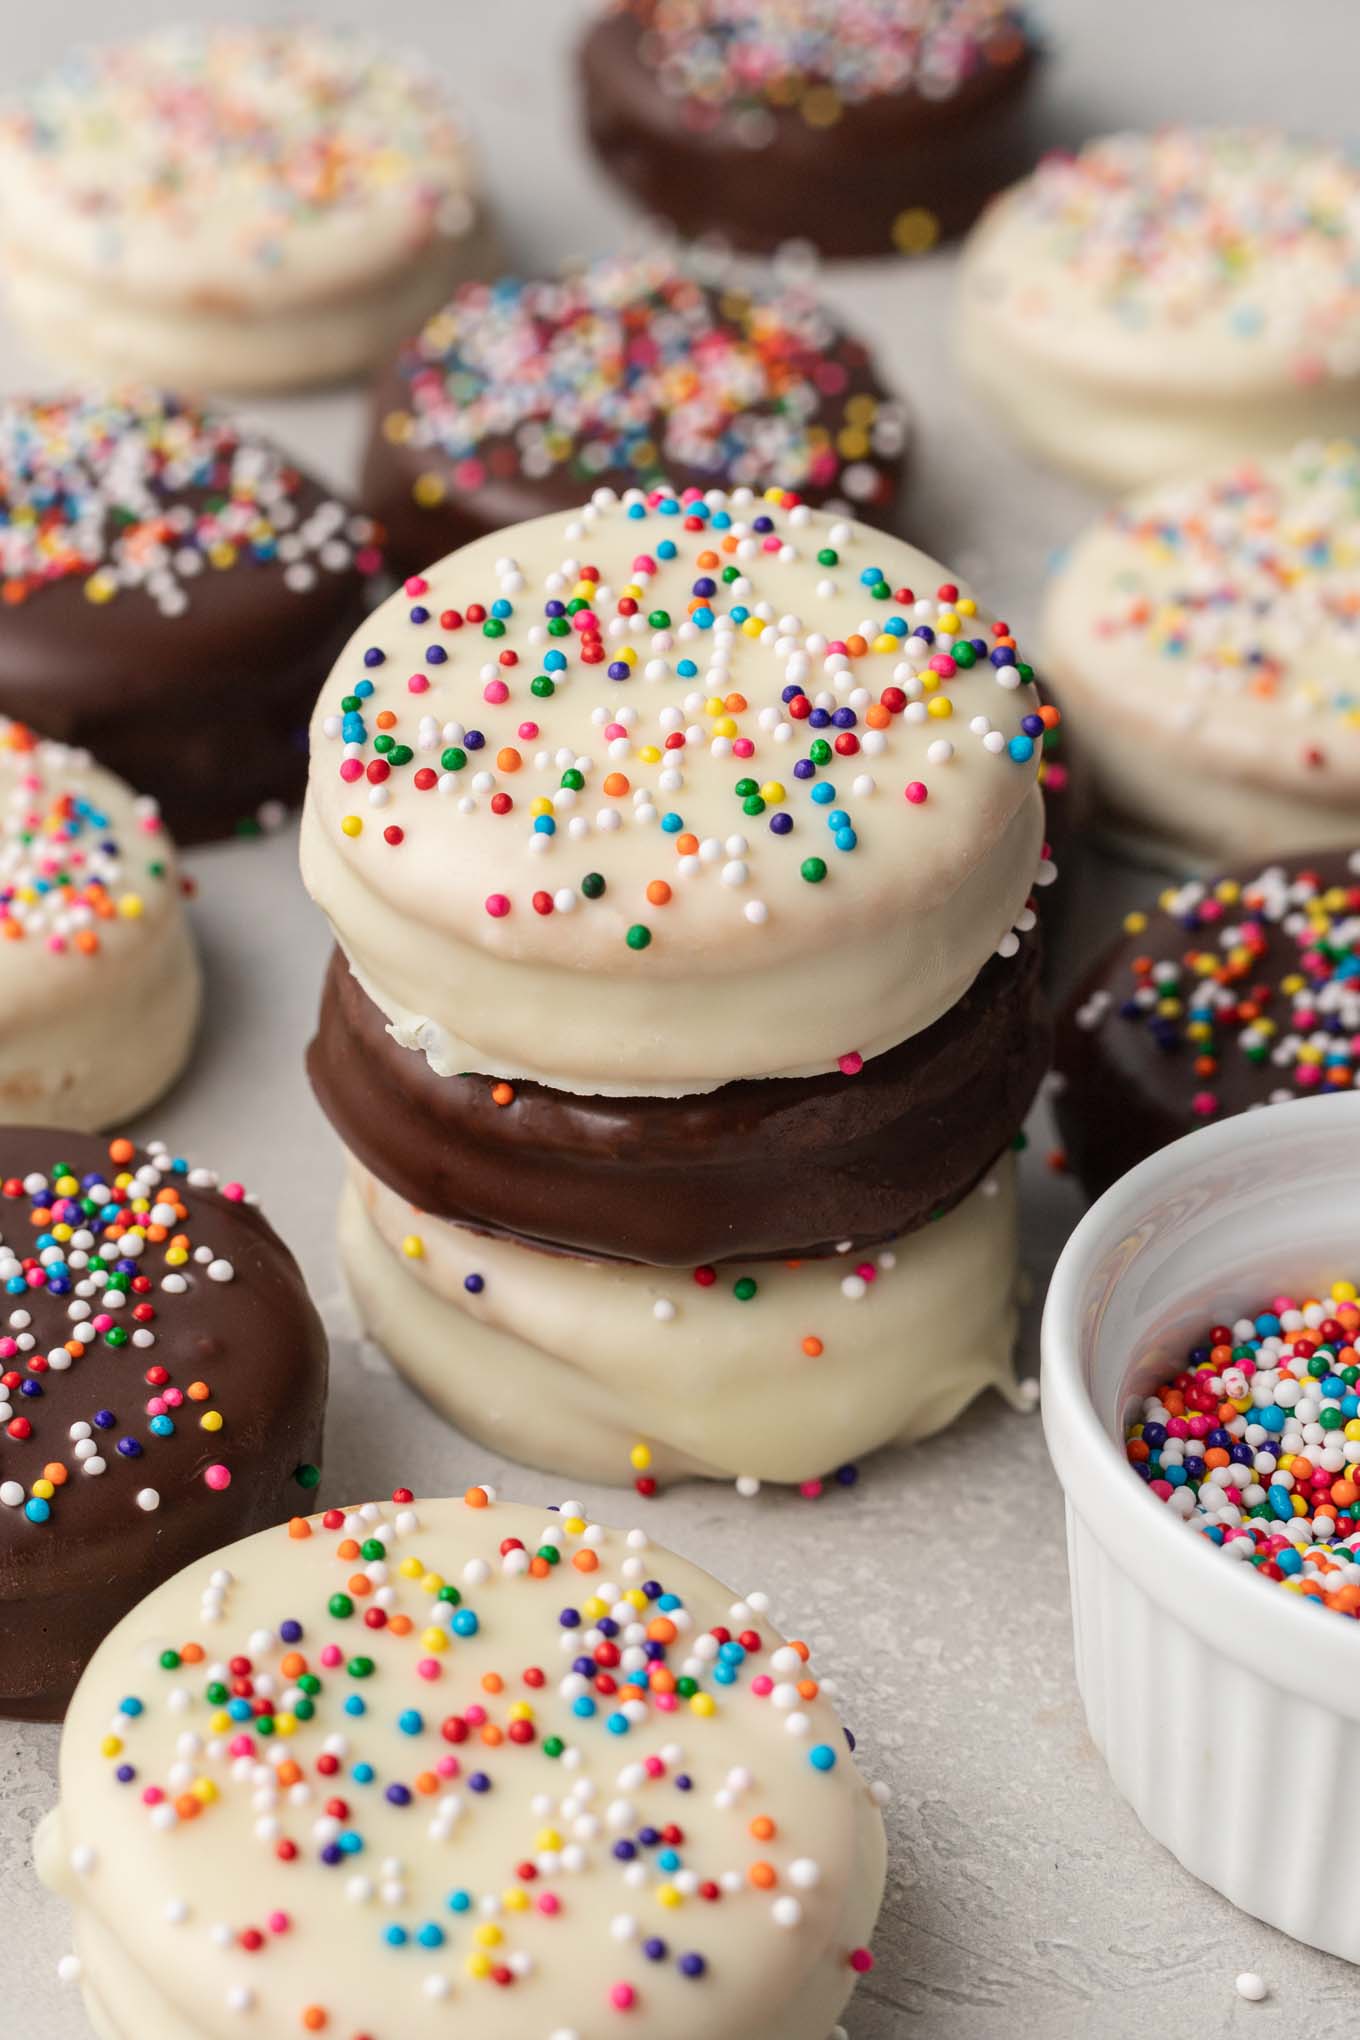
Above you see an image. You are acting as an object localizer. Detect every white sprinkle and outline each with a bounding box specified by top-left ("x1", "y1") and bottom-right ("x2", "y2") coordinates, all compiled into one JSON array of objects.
[{"x1": 1235, "y1": 1974, "x2": 1268, "y2": 2003}]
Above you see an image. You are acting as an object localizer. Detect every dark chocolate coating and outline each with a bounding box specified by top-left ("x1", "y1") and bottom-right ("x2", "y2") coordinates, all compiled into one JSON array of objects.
[
  {"x1": 1054, "y1": 850, "x2": 1360, "y2": 1202},
  {"x1": 362, "y1": 302, "x2": 907, "y2": 579},
  {"x1": 578, "y1": 11, "x2": 1040, "y2": 258},
  {"x1": 309, "y1": 936, "x2": 1050, "y2": 1267},
  {"x1": 0, "y1": 406, "x2": 373, "y2": 844},
  {"x1": 0, "y1": 1131, "x2": 327, "y2": 1719}
]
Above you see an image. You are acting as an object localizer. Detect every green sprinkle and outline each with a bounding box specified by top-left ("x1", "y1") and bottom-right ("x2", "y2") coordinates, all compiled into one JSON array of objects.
[
  {"x1": 734, "y1": 778, "x2": 758, "y2": 798},
  {"x1": 561, "y1": 769, "x2": 585, "y2": 792},
  {"x1": 817, "y1": 548, "x2": 838, "y2": 566},
  {"x1": 626, "y1": 924, "x2": 652, "y2": 951},
  {"x1": 581, "y1": 871, "x2": 606, "y2": 899},
  {"x1": 647, "y1": 610, "x2": 671, "y2": 629},
  {"x1": 440, "y1": 747, "x2": 466, "y2": 772},
  {"x1": 800, "y1": 857, "x2": 827, "y2": 884},
  {"x1": 328, "y1": 1593, "x2": 354, "y2": 1620},
  {"x1": 361, "y1": 1538, "x2": 385, "y2": 1561},
  {"x1": 388, "y1": 744, "x2": 413, "y2": 767},
  {"x1": 482, "y1": 618, "x2": 506, "y2": 638},
  {"x1": 733, "y1": 1277, "x2": 758, "y2": 1302},
  {"x1": 159, "y1": 1649, "x2": 181, "y2": 1671},
  {"x1": 373, "y1": 733, "x2": 394, "y2": 754},
  {"x1": 530, "y1": 675, "x2": 556, "y2": 698},
  {"x1": 742, "y1": 795, "x2": 765, "y2": 816},
  {"x1": 347, "y1": 1657, "x2": 376, "y2": 1679},
  {"x1": 809, "y1": 739, "x2": 832, "y2": 766},
  {"x1": 294, "y1": 1463, "x2": 321, "y2": 1490},
  {"x1": 543, "y1": 1736, "x2": 565, "y2": 1759}
]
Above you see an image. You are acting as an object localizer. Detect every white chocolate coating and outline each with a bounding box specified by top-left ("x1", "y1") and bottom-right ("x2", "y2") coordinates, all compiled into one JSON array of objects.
[
  {"x1": 0, "y1": 25, "x2": 487, "y2": 392},
  {"x1": 958, "y1": 131, "x2": 1360, "y2": 490},
  {"x1": 0, "y1": 726, "x2": 199, "y2": 1127},
  {"x1": 300, "y1": 491, "x2": 1046, "y2": 1094},
  {"x1": 37, "y1": 1491, "x2": 887, "y2": 2039},
  {"x1": 1041, "y1": 439, "x2": 1360, "y2": 868},
  {"x1": 341, "y1": 1153, "x2": 1021, "y2": 1487}
]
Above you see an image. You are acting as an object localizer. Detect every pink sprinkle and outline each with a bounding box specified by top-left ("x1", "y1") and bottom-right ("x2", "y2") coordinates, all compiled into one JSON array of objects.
[
  {"x1": 355, "y1": 545, "x2": 384, "y2": 576},
  {"x1": 223, "y1": 1182, "x2": 245, "y2": 1202},
  {"x1": 904, "y1": 782, "x2": 928, "y2": 805},
  {"x1": 417, "y1": 1658, "x2": 442, "y2": 1681},
  {"x1": 1191, "y1": 1091, "x2": 1219, "y2": 1116},
  {"x1": 654, "y1": 1691, "x2": 678, "y2": 1712},
  {"x1": 644, "y1": 1755, "x2": 665, "y2": 1778},
  {"x1": 483, "y1": 679, "x2": 509, "y2": 705},
  {"x1": 750, "y1": 1674, "x2": 773, "y2": 1697},
  {"x1": 339, "y1": 759, "x2": 362, "y2": 783},
  {"x1": 485, "y1": 894, "x2": 511, "y2": 918},
  {"x1": 732, "y1": 737, "x2": 755, "y2": 758},
  {"x1": 800, "y1": 1479, "x2": 824, "y2": 1499},
  {"x1": 604, "y1": 722, "x2": 627, "y2": 740},
  {"x1": 91, "y1": 1313, "x2": 112, "y2": 1333},
  {"x1": 436, "y1": 1755, "x2": 458, "y2": 1778},
  {"x1": 537, "y1": 1893, "x2": 561, "y2": 1915},
  {"x1": 838, "y1": 1052, "x2": 863, "y2": 1076},
  {"x1": 517, "y1": 721, "x2": 539, "y2": 741},
  {"x1": 320, "y1": 1644, "x2": 342, "y2": 1668},
  {"x1": 163, "y1": 1387, "x2": 184, "y2": 1409},
  {"x1": 268, "y1": 1912, "x2": 290, "y2": 1935},
  {"x1": 610, "y1": 1983, "x2": 637, "y2": 2010},
  {"x1": 142, "y1": 1786, "x2": 164, "y2": 1806},
  {"x1": 204, "y1": 1464, "x2": 231, "y2": 1492},
  {"x1": 404, "y1": 575, "x2": 429, "y2": 596},
  {"x1": 632, "y1": 554, "x2": 657, "y2": 574},
  {"x1": 928, "y1": 654, "x2": 956, "y2": 678},
  {"x1": 146, "y1": 1397, "x2": 166, "y2": 1417},
  {"x1": 761, "y1": 535, "x2": 781, "y2": 553},
  {"x1": 408, "y1": 673, "x2": 430, "y2": 694},
  {"x1": 465, "y1": 1704, "x2": 487, "y2": 1728},
  {"x1": 0, "y1": 1339, "x2": 16, "y2": 1361},
  {"x1": 850, "y1": 1948, "x2": 875, "y2": 1974},
  {"x1": 228, "y1": 1734, "x2": 254, "y2": 1758},
  {"x1": 856, "y1": 1263, "x2": 876, "y2": 1282},
  {"x1": 47, "y1": 935, "x2": 65, "y2": 953}
]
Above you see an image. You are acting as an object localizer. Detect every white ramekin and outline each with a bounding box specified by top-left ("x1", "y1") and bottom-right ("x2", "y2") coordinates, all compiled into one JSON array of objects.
[{"x1": 1042, "y1": 1090, "x2": 1360, "y2": 1963}]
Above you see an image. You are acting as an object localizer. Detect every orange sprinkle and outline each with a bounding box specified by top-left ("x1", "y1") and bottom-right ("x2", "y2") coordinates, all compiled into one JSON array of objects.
[
  {"x1": 675, "y1": 833, "x2": 699, "y2": 857},
  {"x1": 572, "y1": 1549, "x2": 599, "y2": 1573},
  {"x1": 276, "y1": 1761, "x2": 302, "y2": 1787},
  {"x1": 529, "y1": 1555, "x2": 551, "y2": 1578},
  {"x1": 845, "y1": 634, "x2": 867, "y2": 657},
  {"x1": 464, "y1": 1487, "x2": 489, "y2": 1509},
  {"x1": 481, "y1": 1672, "x2": 504, "y2": 1694},
  {"x1": 301, "y1": 2009, "x2": 328, "y2": 2033},
  {"x1": 288, "y1": 1518, "x2": 312, "y2": 1539},
  {"x1": 696, "y1": 549, "x2": 720, "y2": 569},
  {"x1": 865, "y1": 703, "x2": 891, "y2": 728},
  {"x1": 496, "y1": 747, "x2": 522, "y2": 773},
  {"x1": 723, "y1": 692, "x2": 748, "y2": 714},
  {"x1": 375, "y1": 710, "x2": 396, "y2": 731},
  {"x1": 480, "y1": 1724, "x2": 504, "y2": 1747},
  {"x1": 42, "y1": 1461, "x2": 67, "y2": 1485},
  {"x1": 180, "y1": 1643, "x2": 205, "y2": 1665},
  {"x1": 490, "y1": 1081, "x2": 515, "y2": 1107},
  {"x1": 337, "y1": 1539, "x2": 360, "y2": 1561},
  {"x1": 174, "y1": 1795, "x2": 202, "y2": 1821},
  {"x1": 347, "y1": 1575, "x2": 373, "y2": 1598},
  {"x1": 388, "y1": 1615, "x2": 413, "y2": 1637},
  {"x1": 750, "y1": 1815, "x2": 776, "y2": 1841},
  {"x1": 107, "y1": 1138, "x2": 135, "y2": 1165},
  {"x1": 415, "y1": 1771, "x2": 439, "y2": 1795},
  {"x1": 801, "y1": 1336, "x2": 823, "y2": 1358},
  {"x1": 647, "y1": 1616, "x2": 677, "y2": 1644},
  {"x1": 603, "y1": 771, "x2": 630, "y2": 796},
  {"x1": 748, "y1": 1861, "x2": 777, "y2": 1889},
  {"x1": 280, "y1": 1654, "x2": 306, "y2": 1680},
  {"x1": 187, "y1": 1380, "x2": 210, "y2": 1401}
]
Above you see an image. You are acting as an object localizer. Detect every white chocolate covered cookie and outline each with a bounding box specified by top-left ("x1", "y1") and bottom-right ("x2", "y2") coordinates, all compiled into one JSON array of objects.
[
  {"x1": 340, "y1": 1151, "x2": 1021, "y2": 1488},
  {"x1": 958, "y1": 131, "x2": 1360, "y2": 490},
  {"x1": 0, "y1": 26, "x2": 489, "y2": 393},
  {"x1": 37, "y1": 1489, "x2": 887, "y2": 2040},
  {"x1": 1041, "y1": 439, "x2": 1360, "y2": 867},
  {"x1": 0, "y1": 721, "x2": 199, "y2": 1126},
  {"x1": 300, "y1": 489, "x2": 1049, "y2": 1095}
]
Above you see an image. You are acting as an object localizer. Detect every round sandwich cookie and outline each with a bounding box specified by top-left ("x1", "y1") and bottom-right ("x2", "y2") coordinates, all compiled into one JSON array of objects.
[
  {"x1": 300, "y1": 489, "x2": 1054, "y2": 1097},
  {"x1": 0, "y1": 392, "x2": 379, "y2": 845},
  {"x1": 309, "y1": 935, "x2": 1047, "y2": 1266},
  {"x1": 0, "y1": 720, "x2": 199, "y2": 1130},
  {"x1": 0, "y1": 1132, "x2": 327, "y2": 1720},
  {"x1": 1041, "y1": 439, "x2": 1360, "y2": 869},
  {"x1": 580, "y1": 0, "x2": 1040, "y2": 258},
  {"x1": 959, "y1": 130, "x2": 1360, "y2": 491},
  {"x1": 1055, "y1": 850, "x2": 1360, "y2": 1200},
  {"x1": 343, "y1": 1153, "x2": 1022, "y2": 1488},
  {"x1": 0, "y1": 23, "x2": 490, "y2": 393},
  {"x1": 364, "y1": 255, "x2": 910, "y2": 575},
  {"x1": 37, "y1": 1488, "x2": 886, "y2": 2040}
]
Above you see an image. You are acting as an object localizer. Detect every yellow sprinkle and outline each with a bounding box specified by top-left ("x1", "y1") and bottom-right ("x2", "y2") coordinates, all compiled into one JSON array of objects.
[
  {"x1": 210, "y1": 1710, "x2": 232, "y2": 1736},
  {"x1": 657, "y1": 1884, "x2": 683, "y2": 1908},
  {"x1": 273, "y1": 1713, "x2": 297, "y2": 1737},
  {"x1": 118, "y1": 895, "x2": 144, "y2": 920},
  {"x1": 583, "y1": 1597, "x2": 608, "y2": 1621},
  {"x1": 31, "y1": 1478, "x2": 54, "y2": 1500},
  {"x1": 402, "y1": 1235, "x2": 424, "y2": 1260},
  {"x1": 926, "y1": 697, "x2": 953, "y2": 720},
  {"x1": 712, "y1": 717, "x2": 738, "y2": 739},
  {"x1": 465, "y1": 1954, "x2": 492, "y2": 1980},
  {"x1": 892, "y1": 206, "x2": 939, "y2": 255},
  {"x1": 508, "y1": 1701, "x2": 535, "y2": 1723},
  {"x1": 689, "y1": 1692, "x2": 717, "y2": 1717},
  {"x1": 83, "y1": 570, "x2": 118, "y2": 605},
  {"x1": 100, "y1": 1735, "x2": 123, "y2": 1759},
  {"x1": 636, "y1": 744, "x2": 662, "y2": 763},
  {"x1": 421, "y1": 1572, "x2": 445, "y2": 1595},
  {"x1": 192, "y1": 1778, "x2": 218, "y2": 1805},
  {"x1": 474, "y1": 1924, "x2": 503, "y2": 1950},
  {"x1": 399, "y1": 1556, "x2": 423, "y2": 1580},
  {"x1": 872, "y1": 633, "x2": 898, "y2": 653},
  {"x1": 741, "y1": 616, "x2": 765, "y2": 639},
  {"x1": 563, "y1": 1516, "x2": 586, "y2": 1536},
  {"x1": 1123, "y1": 912, "x2": 1148, "y2": 935},
  {"x1": 1336, "y1": 1281, "x2": 1358, "y2": 1302},
  {"x1": 199, "y1": 1411, "x2": 224, "y2": 1433},
  {"x1": 624, "y1": 1587, "x2": 648, "y2": 1611},
  {"x1": 957, "y1": 598, "x2": 977, "y2": 616},
  {"x1": 759, "y1": 782, "x2": 785, "y2": 804},
  {"x1": 421, "y1": 1627, "x2": 448, "y2": 1653},
  {"x1": 381, "y1": 409, "x2": 413, "y2": 445},
  {"x1": 340, "y1": 816, "x2": 363, "y2": 839},
  {"x1": 503, "y1": 1887, "x2": 531, "y2": 1911},
  {"x1": 630, "y1": 1443, "x2": 652, "y2": 1472},
  {"x1": 413, "y1": 472, "x2": 447, "y2": 508},
  {"x1": 536, "y1": 1827, "x2": 563, "y2": 1852}
]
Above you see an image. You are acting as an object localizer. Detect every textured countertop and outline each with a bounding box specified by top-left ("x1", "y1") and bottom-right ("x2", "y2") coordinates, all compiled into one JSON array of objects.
[{"x1": 3, "y1": 2, "x2": 1359, "y2": 2034}]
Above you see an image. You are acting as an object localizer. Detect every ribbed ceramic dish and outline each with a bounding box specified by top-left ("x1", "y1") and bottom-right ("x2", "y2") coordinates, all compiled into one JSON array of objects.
[{"x1": 1042, "y1": 1091, "x2": 1360, "y2": 1962}]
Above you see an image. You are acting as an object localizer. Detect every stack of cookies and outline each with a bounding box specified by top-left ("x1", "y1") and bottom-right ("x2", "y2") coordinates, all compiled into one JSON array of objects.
[{"x1": 302, "y1": 485, "x2": 1053, "y2": 1490}]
